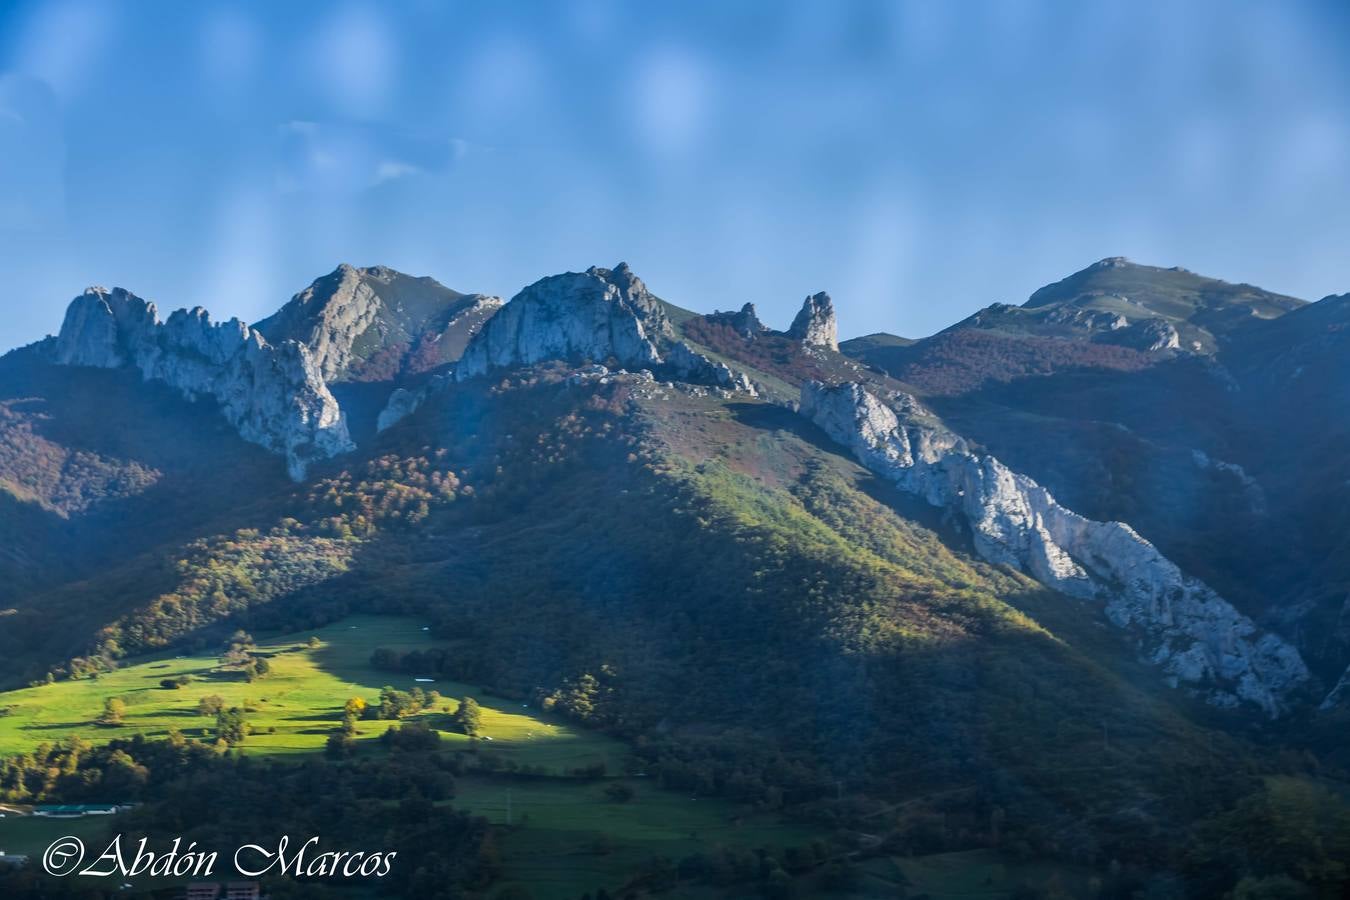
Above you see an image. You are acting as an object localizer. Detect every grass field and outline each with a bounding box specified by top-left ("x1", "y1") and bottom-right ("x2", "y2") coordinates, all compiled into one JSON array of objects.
[
  {"x1": 0, "y1": 615, "x2": 624, "y2": 773},
  {"x1": 0, "y1": 811, "x2": 113, "y2": 859},
  {"x1": 455, "y1": 776, "x2": 827, "y2": 899},
  {"x1": 0, "y1": 617, "x2": 1088, "y2": 899},
  {"x1": 0, "y1": 615, "x2": 845, "y2": 898}
]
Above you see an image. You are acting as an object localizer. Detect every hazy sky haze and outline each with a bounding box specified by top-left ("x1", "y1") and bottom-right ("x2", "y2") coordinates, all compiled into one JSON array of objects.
[{"x1": 2, "y1": 0, "x2": 1349, "y2": 353}]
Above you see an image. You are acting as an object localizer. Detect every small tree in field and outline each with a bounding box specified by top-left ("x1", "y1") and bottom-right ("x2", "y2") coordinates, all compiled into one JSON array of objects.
[
  {"x1": 454, "y1": 696, "x2": 483, "y2": 736},
  {"x1": 216, "y1": 706, "x2": 249, "y2": 745},
  {"x1": 197, "y1": 694, "x2": 225, "y2": 717},
  {"x1": 97, "y1": 697, "x2": 126, "y2": 726},
  {"x1": 341, "y1": 697, "x2": 367, "y2": 735},
  {"x1": 244, "y1": 656, "x2": 270, "y2": 682}
]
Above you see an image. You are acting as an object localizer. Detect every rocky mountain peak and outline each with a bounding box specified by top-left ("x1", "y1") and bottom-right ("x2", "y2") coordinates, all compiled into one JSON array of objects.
[
  {"x1": 457, "y1": 263, "x2": 673, "y2": 379},
  {"x1": 255, "y1": 264, "x2": 494, "y2": 383},
  {"x1": 584, "y1": 262, "x2": 669, "y2": 325},
  {"x1": 54, "y1": 287, "x2": 352, "y2": 480},
  {"x1": 788, "y1": 291, "x2": 838, "y2": 350},
  {"x1": 55, "y1": 286, "x2": 159, "y2": 368}
]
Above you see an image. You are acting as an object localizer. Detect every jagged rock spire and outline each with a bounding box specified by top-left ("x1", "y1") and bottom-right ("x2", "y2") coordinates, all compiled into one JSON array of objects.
[
  {"x1": 731, "y1": 302, "x2": 764, "y2": 339},
  {"x1": 788, "y1": 291, "x2": 838, "y2": 350}
]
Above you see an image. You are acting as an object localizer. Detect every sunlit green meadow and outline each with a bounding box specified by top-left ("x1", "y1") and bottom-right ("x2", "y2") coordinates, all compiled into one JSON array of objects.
[{"x1": 0, "y1": 615, "x2": 623, "y2": 773}]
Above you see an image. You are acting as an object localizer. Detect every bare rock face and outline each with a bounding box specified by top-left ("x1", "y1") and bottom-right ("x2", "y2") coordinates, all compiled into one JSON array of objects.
[
  {"x1": 800, "y1": 380, "x2": 1310, "y2": 715},
  {"x1": 788, "y1": 292, "x2": 838, "y2": 350},
  {"x1": 457, "y1": 263, "x2": 673, "y2": 379},
  {"x1": 706, "y1": 302, "x2": 766, "y2": 340},
  {"x1": 55, "y1": 287, "x2": 157, "y2": 367},
  {"x1": 256, "y1": 264, "x2": 502, "y2": 383},
  {"x1": 54, "y1": 287, "x2": 352, "y2": 480},
  {"x1": 376, "y1": 386, "x2": 425, "y2": 433},
  {"x1": 258, "y1": 264, "x2": 382, "y2": 382},
  {"x1": 1097, "y1": 317, "x2": 1181, "y2": 352}
]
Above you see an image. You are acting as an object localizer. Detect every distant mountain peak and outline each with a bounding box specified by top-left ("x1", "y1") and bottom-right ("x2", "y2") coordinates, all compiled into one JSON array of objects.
[
  {"x1": 973, "y1": 258, "x2": 1310, "y2": 353},
  {"x1": 256, "y1": 264, "x2": 499, "y2": 383}
]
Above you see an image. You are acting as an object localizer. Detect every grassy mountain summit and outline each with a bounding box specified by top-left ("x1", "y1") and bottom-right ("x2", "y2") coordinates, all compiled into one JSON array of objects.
[
  {"x1": 842, "y1": 258, "x2": 1310, "y2": 398},
  {"x1": 999, "y1": 256, "x2": 1304, "y2": 353},
  {"x1": 1024, "y1": 256, "x2": 1305, "y2": 316}
]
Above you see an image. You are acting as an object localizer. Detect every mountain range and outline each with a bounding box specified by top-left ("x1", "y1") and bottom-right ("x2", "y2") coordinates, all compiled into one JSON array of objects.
[{"x1": 2, "y1": 255, "x2": 1348, "y2": 894}]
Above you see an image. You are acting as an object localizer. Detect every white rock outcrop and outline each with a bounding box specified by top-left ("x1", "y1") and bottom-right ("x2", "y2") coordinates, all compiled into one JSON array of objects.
[
  {"x1": 1098, "y1": 317, "x2": 1181, "y2": 352},
  {"x1": 55, "y1": 287, "x2": 352, "y2": 480},
  {"x1": 457, "y1": 263, "x2": 672, "y2": 379},
  {"x1": 55, "y1": 287, "x2": 158, "y2": 368},
  {"x1": 666, "y1": 341, "x2": 759, "y2": 397},
  {"x1": 376, "y1": 385, "x2": 428, "y2": 433},
  {"x1": 800, "y1": 380, "x2": 1309, "y2": 715},
  {"x1": 788, "y1": 292, "x2": 838, "y2": 351}
]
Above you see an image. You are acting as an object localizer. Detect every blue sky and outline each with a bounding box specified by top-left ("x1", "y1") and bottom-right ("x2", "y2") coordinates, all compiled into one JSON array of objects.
[{"x1": 2, "y1": 1, "x2": 1350, "y2": 353}]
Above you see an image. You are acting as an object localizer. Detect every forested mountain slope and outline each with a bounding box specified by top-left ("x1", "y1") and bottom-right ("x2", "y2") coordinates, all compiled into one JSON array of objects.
[{"x1": 0, "y1": 258, "x2": 1347, "y2": 897}]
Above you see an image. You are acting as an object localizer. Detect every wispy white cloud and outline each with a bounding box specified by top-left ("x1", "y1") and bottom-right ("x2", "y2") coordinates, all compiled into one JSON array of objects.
[
  {"x1": 373, "y1": 159, "x2": 422, "y2": 184},
  {"x1": 275, "y1": 120, "x2": 470, "y2": 194}
]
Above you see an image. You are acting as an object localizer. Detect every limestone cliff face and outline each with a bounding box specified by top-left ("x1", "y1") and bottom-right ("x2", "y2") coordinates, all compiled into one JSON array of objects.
[
  {"x1": 457, "y1": 263, "x2": 673, "y2": 379},
  {"x1": 257, "y1": 265, "x2": 382, "y2": 382},
  {"x1": 55, "y1": 288, "x2": 158, "y2": 367},
  {"x1": 55, "y1": 287, "x2": 352, "y2": 480},
  {"x1": 800, "y1": 380, "x2": 1310, "y2": 715},
  {"x1": 256, "y1": 264, "x2": 502, "y2": 383},
  {"x1": 788, "y1": 292, "x2": 838, "y2": 350}
]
